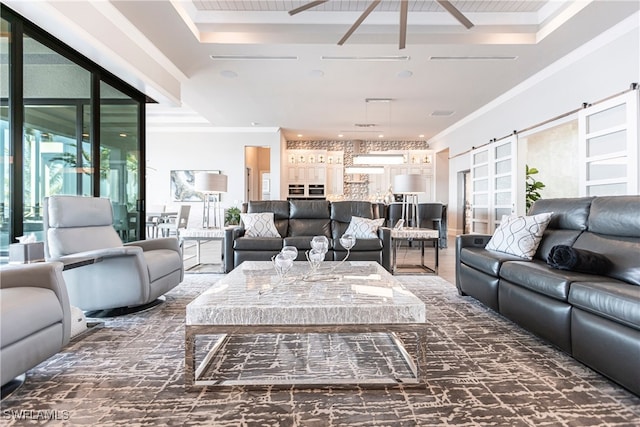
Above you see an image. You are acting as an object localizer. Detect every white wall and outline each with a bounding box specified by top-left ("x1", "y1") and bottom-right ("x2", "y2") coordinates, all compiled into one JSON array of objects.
[
  {"x1": 145, "y1": 128, "x2": 282, "y2": 226},
  {"x1": 430, "y1": 18, "x2": 640, "y2": 235}
]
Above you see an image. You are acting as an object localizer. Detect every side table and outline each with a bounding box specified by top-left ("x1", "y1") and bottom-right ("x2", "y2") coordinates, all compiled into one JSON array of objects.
[
  {"x1": 179, "y1": 228, "x2": 226, "y2": 273},
  {"x1": 390, "y1": 227, "x2": 439, "y2": 275}
]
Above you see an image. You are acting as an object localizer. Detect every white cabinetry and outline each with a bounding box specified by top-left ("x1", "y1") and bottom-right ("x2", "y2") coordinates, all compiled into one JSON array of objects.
[
  {"x1": 326, "y1": 151, "x2": 344, "y2": 196},
  {"x1": 367, "y1": 150, "x2": 435, "y2": 201},
  {"x1": 287, "y1": 150, "x2": 328, "y2": 185}
]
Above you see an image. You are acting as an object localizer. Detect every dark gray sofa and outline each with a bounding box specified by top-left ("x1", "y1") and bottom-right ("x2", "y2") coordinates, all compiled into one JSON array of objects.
[
  {"x1": 224, "y1": 200, "x2": 392, "y2": 273},
  {"x1": 456, "y1": 195, "x2": 640, "y2": 395}
]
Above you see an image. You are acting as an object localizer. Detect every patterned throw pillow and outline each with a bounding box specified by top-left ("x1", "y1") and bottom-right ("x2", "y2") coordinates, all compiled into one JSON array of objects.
[
  {"x1": 485, "y1": 212, "x2": 553, "y2": 260},
  {"x1": 344, "y1": 216, "x2": 385, "y2": 239},
  {"x1": 240, "y1": 212, "x2": 281, "y2": 238}
]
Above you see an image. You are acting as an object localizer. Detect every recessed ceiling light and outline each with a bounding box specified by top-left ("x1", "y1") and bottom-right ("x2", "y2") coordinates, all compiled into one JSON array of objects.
[
  {"x1": 251, "y1": 122, "x2": 260, "y2": 126},
  {"x1": 396, "y1": 70, "x2": 413, "y2": 78},
  {"x1": 220, "y1": 70, "x2": 238, "y2": 78},
  {"x1": 378, "y1": 134, "x2": 384, "y2": 138},
  {"x1": 119, "y1": 133, "x2": 127, "y2": 137},
  {"x1": 419, "y1": 134, "x2": 425, "y2": 138},
  {"x1": 338, "y1": 134, "x2": 344, "y2": 138},
  {"x1": 297, "y1": 134, "x2": 303, "y2": 137}
]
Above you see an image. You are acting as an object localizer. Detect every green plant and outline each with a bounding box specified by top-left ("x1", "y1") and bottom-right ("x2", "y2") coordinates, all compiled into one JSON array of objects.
[
  {"x1": 526, "y1": 165, "x2": 546, "y2": 211},
  {"x1": 224, "y1": 206, "x2": 241, "y2": 226}
]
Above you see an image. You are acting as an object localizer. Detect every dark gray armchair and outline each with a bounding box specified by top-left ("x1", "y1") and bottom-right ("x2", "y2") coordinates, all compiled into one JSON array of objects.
[{"x1": 43, "y1": 195, "x2": 184, "y2": 313}]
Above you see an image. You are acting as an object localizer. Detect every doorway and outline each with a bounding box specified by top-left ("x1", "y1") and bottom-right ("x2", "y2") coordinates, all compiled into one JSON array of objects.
[{"x1": 244, "y1": 146, "x2": 271, "y2": 202}]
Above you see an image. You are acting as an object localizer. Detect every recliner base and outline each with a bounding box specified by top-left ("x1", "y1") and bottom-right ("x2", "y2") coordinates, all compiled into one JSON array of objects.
[{"x1": 84, "y1": 296, "x2": 166, "y2": 318}]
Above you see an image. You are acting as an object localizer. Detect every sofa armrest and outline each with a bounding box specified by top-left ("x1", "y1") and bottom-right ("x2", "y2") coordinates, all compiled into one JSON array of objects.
[
  {"x1": 224, "y1": 226, "x2": 245, "y2": 273},
  {"x1": 455, "y1": 234, "x2": 492, "y2": 294},
  {"x1": 125, "y1": 237, "x2": 181, "y2": 253},
  {"x1": 0, "y1": 262, "x2": 71, "y2": 344},
  {"x1": 378, "y1": 226, "x2": 392, "y2": 272}
]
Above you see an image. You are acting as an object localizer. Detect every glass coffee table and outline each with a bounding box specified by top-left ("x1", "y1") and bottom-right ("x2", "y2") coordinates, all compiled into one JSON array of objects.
[{"x1": 185, "y1": 261, "x2": 427, "y2": 389}]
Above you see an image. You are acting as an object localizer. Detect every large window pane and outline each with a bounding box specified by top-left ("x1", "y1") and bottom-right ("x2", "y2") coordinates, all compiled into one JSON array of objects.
[
  {"x1": 22, "y1": 35, "x2": 91, "y2": 240},
  {"x1": 101, "y1": 81, "x2": 140, "y2": 242}
]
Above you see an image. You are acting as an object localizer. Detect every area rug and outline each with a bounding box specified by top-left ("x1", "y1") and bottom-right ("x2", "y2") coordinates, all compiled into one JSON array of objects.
[{"x1": 2, "y1": 274, "x2": 639, "y2": 426}]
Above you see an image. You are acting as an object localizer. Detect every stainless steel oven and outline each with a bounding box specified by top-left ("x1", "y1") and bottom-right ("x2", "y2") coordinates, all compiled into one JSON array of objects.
[
  {"x1": 307, "y1": 184, "x2": 325, "y2": 198},
  {"x1": 288, "y1": 184, "x2": 305, "y2": 198}
]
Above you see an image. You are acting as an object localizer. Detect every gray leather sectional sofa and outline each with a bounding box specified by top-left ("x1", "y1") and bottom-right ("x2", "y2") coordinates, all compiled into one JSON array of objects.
[
  {"x1": 224, "y1": 200, "x2": 392, "y2": 273},
  {"x1": 456, "y1": 195, "x2": 640, "y2": 395}
]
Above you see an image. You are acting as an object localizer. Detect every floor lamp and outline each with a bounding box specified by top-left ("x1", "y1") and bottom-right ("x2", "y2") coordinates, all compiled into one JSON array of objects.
[
  {"x1": 195, "y1": 172, "x2": 228, "y2": 229},
  {"x1": 393, "y1": 174, "x2": 425, "y2": 228}
]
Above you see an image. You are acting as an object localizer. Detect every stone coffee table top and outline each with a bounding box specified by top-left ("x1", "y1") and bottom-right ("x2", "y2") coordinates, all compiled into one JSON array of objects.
[{"x1": 186, "y1": 261, "x2": 425, "y2": 326}]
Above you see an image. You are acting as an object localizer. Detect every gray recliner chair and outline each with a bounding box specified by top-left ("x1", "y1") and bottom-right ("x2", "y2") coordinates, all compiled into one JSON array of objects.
[
  {"x1": 43, "y1": 195, "x2": 184, "y2": 313},
  {"x1": 1, "y1": 262, "x2": 71, "y2": 393}
]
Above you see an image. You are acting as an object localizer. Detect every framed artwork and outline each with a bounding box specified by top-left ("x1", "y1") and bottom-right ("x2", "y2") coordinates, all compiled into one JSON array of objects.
[{"x1": 170, "y1": 170, "x2": 220, "y2": 202}]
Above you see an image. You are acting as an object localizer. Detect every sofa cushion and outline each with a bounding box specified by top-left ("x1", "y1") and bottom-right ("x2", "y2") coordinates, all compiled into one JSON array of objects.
[
  {"x1": 573, "y1": 232, "x2": 640, "y2": 286},
  {"x1": 534, "y1": 229, "x2": 584, "y2": 262},
  {"x1": 289, "y1": 200, "x2": 330, "y2": 219},
  {"x1": 460, "y1": 247, "x2": 523, "y2": 276},
  {"x1": 485, "y1": 212, "x2": 552, "y2": 260},
  {"x1": 283, "y1": 236, "x2": 330, "y2": 252},
  {"x1": 347, "y1": 238, "x2": 383, "y2": 251},
  {"x1": 569, "y1": 281, "x2": 640, "y2": 330},
  {"x1": 499, "y1": 260, "x2": 612, "y2": 301},
  {"x1": 234, "y1": 237, "x2": 283, "y2": 251},
  {"x1": 588, "y1": 195, "x2": 640, "y2": 238},
  {"x1": 240, "y1": 212, "x2": 281, "y2": 238},
  {"x1": 344, "y1": 216, "x2": 385, "y2": 239},
  {"x1": 1, "y1": 287, "x2": 63, "y2": 347},
  {"x1": 289, "y1": 219, "x2": 331, "y2": 238},
  {"x1": 528, "y1": 196, "x2": 593, "y2": 230}
]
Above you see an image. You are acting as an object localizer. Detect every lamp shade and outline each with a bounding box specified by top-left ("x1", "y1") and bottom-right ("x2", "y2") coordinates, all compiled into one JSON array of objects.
[
  {"x1": 195, "y1": 172, "x2": 228, "y2": 193},
  {"x1": 393, "y1": 174, "x2": 424, "y2": 194}
]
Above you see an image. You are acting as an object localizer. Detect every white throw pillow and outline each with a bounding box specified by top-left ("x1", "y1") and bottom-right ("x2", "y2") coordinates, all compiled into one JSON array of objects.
[
  {"x1": 240, "y1": 212, "x2": 281, "y2": 238},
  {"x1": 485, "y1": 212, "x2": 553, "y2": 260},
  {"x1": 344, "y1": 216, "x2": 385, "y2": 239}
]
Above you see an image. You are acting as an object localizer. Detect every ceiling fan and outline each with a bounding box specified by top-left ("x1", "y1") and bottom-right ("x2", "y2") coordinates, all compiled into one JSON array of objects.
[{"x1": 289, "y1": 0, "x2": 473, "y2": 49}]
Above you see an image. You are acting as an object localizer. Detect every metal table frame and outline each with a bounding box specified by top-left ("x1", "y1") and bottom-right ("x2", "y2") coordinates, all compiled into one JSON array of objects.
[{"x1": 391, "y1": 228, "x2": 439, "y2": 275}]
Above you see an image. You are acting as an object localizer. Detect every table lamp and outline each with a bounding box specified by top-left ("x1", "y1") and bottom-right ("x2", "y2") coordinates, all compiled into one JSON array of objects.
[
  {"x1": 195, "y1": 172, "x2": 228, "y2": 228},
  {"x1": 393, "y1": 174, "x2": 425, "y2": 228}
]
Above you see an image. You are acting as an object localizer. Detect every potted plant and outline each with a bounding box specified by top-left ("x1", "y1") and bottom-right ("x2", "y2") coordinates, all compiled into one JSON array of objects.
[
  {"x1": 526, "y1": 165, "x2": 546, "y2": 211},
  {"x1": 224, "y1": 206, "x2": 241, "y2": 226}
]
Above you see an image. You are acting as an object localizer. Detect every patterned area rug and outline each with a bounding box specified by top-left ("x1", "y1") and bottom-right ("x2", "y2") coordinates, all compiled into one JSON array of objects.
[{"x1": 2, "y1": 274, "x2": 639, "y2": 426}]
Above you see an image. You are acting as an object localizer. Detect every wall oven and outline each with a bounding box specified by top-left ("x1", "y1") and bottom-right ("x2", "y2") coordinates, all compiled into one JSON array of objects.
[
  {"x1": 307, "y1": 184, "x2": 325, "y2": 198},
  {"x1": 287, "y1": 184, "x2": 326, "y2": 200},
  {"x1": 288, "y1": 184, "x2": 305, "y2": 198}
]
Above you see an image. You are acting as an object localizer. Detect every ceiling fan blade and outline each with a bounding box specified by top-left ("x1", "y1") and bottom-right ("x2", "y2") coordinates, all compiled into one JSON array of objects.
[
  {"x1": 338, "y1": 0, "x2": 381, "y2": 46},
  {"x1": 436, "y1": 0, "x2": 474, "y2": 29},
  {"x1": 288, "y1": 0, "x2": 329, "y2": 16},
  {"x1": 399, "y1": 0, "x2": 408, "y2": 49}
]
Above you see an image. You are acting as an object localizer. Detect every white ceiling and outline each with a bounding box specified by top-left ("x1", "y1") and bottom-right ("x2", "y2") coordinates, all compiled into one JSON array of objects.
[{"x1": 14, "y1": 0, "x2": 639, "y2": 142}]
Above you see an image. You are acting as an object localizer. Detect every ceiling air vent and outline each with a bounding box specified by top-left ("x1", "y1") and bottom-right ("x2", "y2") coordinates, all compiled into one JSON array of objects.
[
  {"x1": 430, "y1": 110, "x2": 455, "y2": 117},
  {"x1": 354, "y1": 123, "x2": 377, "y2": 128}
]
